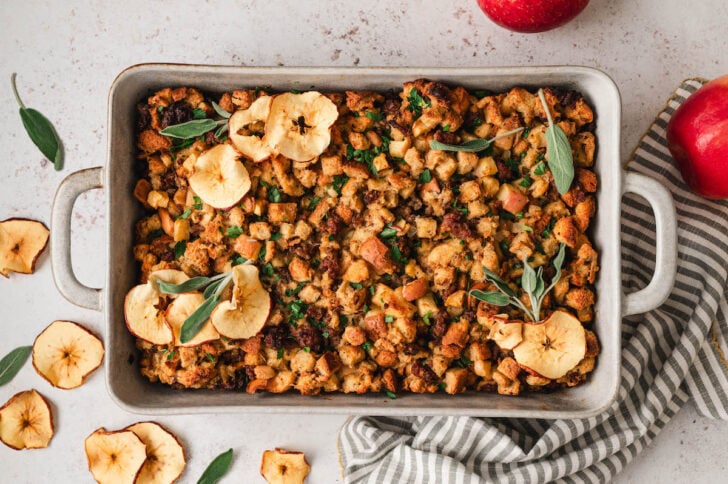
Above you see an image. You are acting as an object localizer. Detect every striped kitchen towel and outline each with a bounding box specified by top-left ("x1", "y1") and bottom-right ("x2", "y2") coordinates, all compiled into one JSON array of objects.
[{"x1": 338, "y1": 79, "x2": 728, "y2": 483}]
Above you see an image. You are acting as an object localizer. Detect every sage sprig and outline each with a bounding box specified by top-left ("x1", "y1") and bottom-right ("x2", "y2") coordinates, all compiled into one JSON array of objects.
[
  {"x1": 160, "y1": 101, "x2": 231, "y2": 141},
  {"x1": 0, "y1": 345, "x2": 32, "y2": 386},
  {"x1": 157, "y1": 270, "x2": 234, "y2": 343},
  {"x1": 11, "y1": 74, "x2": 63, "y2": 170},
  {"x1": 429, "y1": 127, "x2": 524, "y2": 153},
  {"x1": 537, "y1": 89, "x2": 574, "y2": 195},
  {"x1": 197, "y1": 448, "x2": 234, "y2": 484},
  {"x1": 470, "y1": 243, "x2": 567, "y2": 322}
]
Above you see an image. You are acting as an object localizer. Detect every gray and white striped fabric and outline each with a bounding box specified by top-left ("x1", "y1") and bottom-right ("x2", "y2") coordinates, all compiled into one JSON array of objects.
[{"x1": 338, "y1": 79, "x2": 728, "y2": 483}]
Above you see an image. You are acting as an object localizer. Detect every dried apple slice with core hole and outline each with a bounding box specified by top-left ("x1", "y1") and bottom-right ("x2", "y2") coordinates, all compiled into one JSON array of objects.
[
  {"x1": 0, "y1": 389, "x2": 54, "y2": 450},
  {"x1": 85, "y1": 428, "x2": 147, "y2": 484},
  {"x1": 488, "y1": 319, "x2": 524, "y2": 350},
  {"x1": 211, "y1": 264, "x2": 271, "y2": 339},
  {"x1": 260, "y1": 448, "x2": 311, "y2": 484},
  {"x1": 0, "y1": 218, "x2": 50, "y2": 277},
  {"x1": 125, "y1": 422, "x2": 186, "y2": 484},
  {"x1": 165, "y1": 293, "x2": 220, "y2": 347},
  {"x1": 189, "y1": 144, "x2": 251, "y2": 209},
  {"x1": 229, "y1": 96, "x2": 274, "y2": 162},
  {"x1": 124, "y1": 270, "x2": 189, "y2": 345},
  {"x1": 32, "y1": 321, "x2": 105, "y2": 389},
  {"x1": 512, "y1": 311, "x2": 586, "y2": 379},
  {"x1": 264, "y1": 91, "x2": 339, "y2": 161}
]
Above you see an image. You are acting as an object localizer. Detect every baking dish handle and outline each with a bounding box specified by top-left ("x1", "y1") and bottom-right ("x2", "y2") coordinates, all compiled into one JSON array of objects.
[
  {"x1": 51, "y1": 167, "x2": 104, "y2": 311},
  {"x1": 621, "y1": 172, "x2": 678, "y2": 316}
]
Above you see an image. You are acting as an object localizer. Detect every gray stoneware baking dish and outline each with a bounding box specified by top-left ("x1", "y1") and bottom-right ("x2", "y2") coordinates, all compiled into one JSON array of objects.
[{"x1": 50, "y1": 65, "x2": 677, "y2": 418}]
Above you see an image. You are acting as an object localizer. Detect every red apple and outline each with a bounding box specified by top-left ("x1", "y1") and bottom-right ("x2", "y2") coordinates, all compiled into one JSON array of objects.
[
  {"x1": 476, "y1": 0, "x2": 590, "y2": 33},
  {"x1": 666, "y1": 75, "x2": 728, "y2": 199}
]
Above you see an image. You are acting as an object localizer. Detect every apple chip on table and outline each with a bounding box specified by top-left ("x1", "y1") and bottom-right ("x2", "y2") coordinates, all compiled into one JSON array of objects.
[{"x1": 130, "y1": 81, "x2": 600, "y2": 397}]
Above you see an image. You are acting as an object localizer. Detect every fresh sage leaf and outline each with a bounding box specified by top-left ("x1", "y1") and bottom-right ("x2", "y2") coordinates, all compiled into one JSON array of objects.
[
  {"x1": 197, "y1": 448, "x2": 234, "y2": 484},
  {"x1": 0, "y1": 345, "x2": 32, "y2": 386},
  {"x1": 212, "y1": 101, "x2": 232, "y2": 119},
  {"x1": 483, "y1": 268, "x2": 516, "y2": 297},
  {"x1": 537, "y1": 89, "x2": 574, "y2": 195},
  {"x1": 469, "y1": 290, "x2": 511, "y2": 306},
  {"x1": 534, "y1": 267, "x2": 545, "y2": 299},
  {"x1": 214, "y1": 123, "x2": 229, "y2": 139},
  {"x1": 157, "y1": 273, "x2": 226, "y2": 295},
  {"x1": 180, "y1": 295, "x2": 220, "y2": 343},
  {"x1": 11, "y1": 74, "x2": 63, "y2": 170},
  {"x1": 521, "y1": 262, "x2": 538, "y2": 294},
  {"x1": 477, "y1": 243, "x2": 567, "y2": 322},
  {"x1": 429, "y1": 127, "x2": 524, "y2": 153},
  {"x1": 160, "y1": 118, "x2": 220, "y2": 139}
]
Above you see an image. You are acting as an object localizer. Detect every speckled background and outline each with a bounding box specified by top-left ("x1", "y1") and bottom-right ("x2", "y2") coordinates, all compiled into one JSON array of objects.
[{"x1": 1, "y1": 0, "x2": 727, "y2": 482}]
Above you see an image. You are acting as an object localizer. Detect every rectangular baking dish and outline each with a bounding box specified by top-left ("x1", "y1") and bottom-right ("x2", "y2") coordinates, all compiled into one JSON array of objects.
[{"x1": 50, "y1": 65, "x2": 677, "y2": 418}]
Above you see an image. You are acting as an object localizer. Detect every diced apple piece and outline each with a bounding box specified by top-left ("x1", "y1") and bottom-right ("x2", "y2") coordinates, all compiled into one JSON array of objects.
[{"x1": 496, "y1": 184, "x2": 529, "y2": 215}]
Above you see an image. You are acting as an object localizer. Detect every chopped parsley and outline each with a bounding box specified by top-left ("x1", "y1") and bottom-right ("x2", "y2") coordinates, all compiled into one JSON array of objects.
[
  {"x1": 192, "y1": 108, "x2": 207, "y2": 119},
  {"x1": 261, "y1": 262, "x2": 275, "y2": 277},
  {"x1": 534, "y1": 162, "x2": 547, "y2": 176},
  {"x1": 277, "y1": 348, "x2": 284, "y2": 359},
  {"x1": 390, "y1": 244, "x2": 407, "y2": 264},
  {"x1": 177, "y1": 209, "x2": 192, "y2": 220},
  {"x1": 384, "y1": 315, "x2": 394, "y2": 323},
  {"x1": 332, "y1": 174, "x2": 349, "y2": 195},
  {"x1": 173, "y1": 241, "x2": 186, "y2": 259},
  {"x1": 500, "y1": 210, "x2": 516, "y2": 221},
  {"x1": 442, "y1": 124, "x2": 450, "y2": 132},
  {"x1": 406, "y1": 88, "x2": 430, "y2": 117},
  {"x1": 522, "y1": 127, "x2": 531, "y2": 138},
  {"x1": 232, "y1": 255, "x2": 247, "y2": 266},
  {"x1": 456, "y1": 356, "x2": 473, "y2": 368},
  {"x1": 270, "y1": 232, "x2": 282, "y2": 241},
  {"x1": 385, "y1": 390, "x2": 397, "y2": 399},
  {"x1": 361, "y1": 341, "x2": 373, "y2": 352},
  {"x1": 380, "y1": 227, "x2": 398, "y2": 239},
  {"x1": 349, "y1": 282, "x2": 364, "y2": 290},
  {"x1": 193, "y1": 196, "x2": 203, "y2": 210},
  {"x1": 519, "y1": 175, "x2": 533, "y2": 188},
  {"x1": 267, "y1": 186, "x2": 282, "y2": 203},
  {"x1": 166, "y1": 350, "x2": 175, "y2": 361},
  {"x1": 522, "y1": 225, "x2": 533, "y2": 232},
  {"x1": 285, "y1": 282, "x2": 307, "y2": 297},
  {"x1": 148, "y1": 229, "x2": 164, "y2": 239},
  {"x1": 418, "y1": 169, "x2": 432, "y2": 183},
  {"x1": 205, "y1": 353, "x2": 216, "y2": 364},
  {"x1": 287, "y1": 299, "x2": 308, "y2": 325},
  {"x1": 227, "y1": 225, "x2": 243, "y2": 238},
  {"x1": 365, "y1": 111, "x2": 384, "y2": 121},
  {"x1": 423, "y1": 311, "x2": 433, "y2": 326},
  {"x1": 307, "y1": 196, "x2": 322, "y2": 210},
  {"x1": 542, "y1": 219, "x2": 556, "y2": 238},
  {"x1": 303, "y1": 346, "x2": 310, "y2": 353}
]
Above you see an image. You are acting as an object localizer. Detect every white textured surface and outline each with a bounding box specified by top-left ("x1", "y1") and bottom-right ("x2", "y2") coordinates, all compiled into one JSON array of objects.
[{"x1": 1, "y1": 0, "x2": 727, "y2": 482}]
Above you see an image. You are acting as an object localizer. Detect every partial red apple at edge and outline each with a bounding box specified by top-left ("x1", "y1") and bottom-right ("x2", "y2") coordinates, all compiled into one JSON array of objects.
[
  {"x1": 666, "y1": 75, "x2": 728, "y2": 199},
  {"x1": 477, "y1": 0, "x2": 590, "y2": 33}
]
